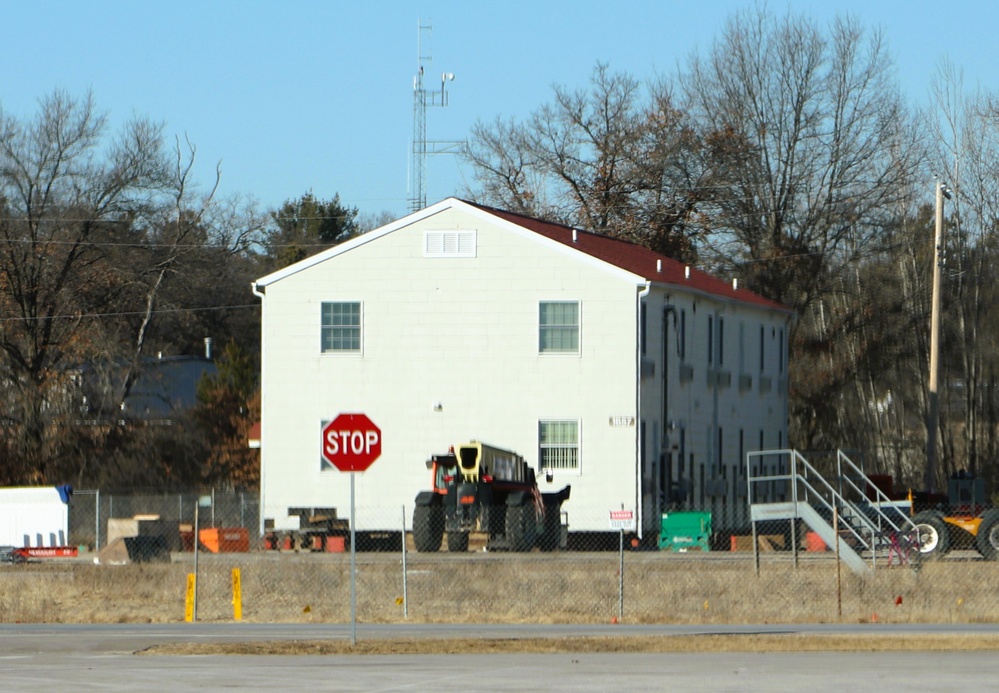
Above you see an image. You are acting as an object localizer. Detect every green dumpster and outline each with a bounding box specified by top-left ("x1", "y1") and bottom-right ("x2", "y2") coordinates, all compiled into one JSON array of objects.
[{"x1": 659, "y1": 511, "x2": 711, "y2": 551}]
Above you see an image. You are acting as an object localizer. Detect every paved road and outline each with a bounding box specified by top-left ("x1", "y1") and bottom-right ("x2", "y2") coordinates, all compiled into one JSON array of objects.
[{"x1": 2, "y1": 623, "x2": 998, "y2": 692}]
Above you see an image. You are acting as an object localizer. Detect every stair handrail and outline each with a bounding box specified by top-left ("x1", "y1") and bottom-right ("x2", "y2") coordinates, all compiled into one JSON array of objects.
[
  {"x1": 792, "y1": 451, "x2": 875, "y2": 550},
  {"x1": 747, "y1": 449, "x2": 872, "y2": 551},
  {"x1": 794, "y1": 450, "x2": 917, "y2": 556},
  {"x1": 835, "y1": 450, "x2": 916, "y2": 541},
  {"x1": 749, "y1": 448, "x2": 920, "y2": 560}
]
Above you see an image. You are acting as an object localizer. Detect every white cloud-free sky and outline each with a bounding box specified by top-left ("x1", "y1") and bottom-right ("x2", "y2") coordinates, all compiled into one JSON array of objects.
[{"x1": 3, "y1": 1, "x2": 995, "y2": 219}]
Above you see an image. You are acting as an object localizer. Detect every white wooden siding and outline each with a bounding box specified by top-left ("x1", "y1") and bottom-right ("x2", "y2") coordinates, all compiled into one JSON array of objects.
[
  {"x1": 260, "y1": 207, "x2": 641, "y2": 532},
  {"x1": 258, "y1": 201, "x2": 789, "y2": 535}
]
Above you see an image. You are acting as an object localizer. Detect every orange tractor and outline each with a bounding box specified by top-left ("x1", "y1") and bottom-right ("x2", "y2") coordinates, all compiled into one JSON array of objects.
[{"x1": 412, "y1": 441, "x2": 571, "y2": 552}]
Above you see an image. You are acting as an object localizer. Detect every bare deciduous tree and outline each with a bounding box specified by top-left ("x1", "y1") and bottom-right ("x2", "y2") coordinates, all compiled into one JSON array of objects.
[
  {"x1": 682, "y1": 8, "x2": 922, "y2": 305},
  {"x1": 0, "y1": 90, "x2": 265, "y2": 487},
  {"x1": 464, "y1": 64, "x2": 704, "y2": 261},
  {"x1": 0, "y1": 90, "x2": 173, "y2": 483},
  {"x1": 679, "y1": 8, "x2": 927, "y2": 451},
  {"x1": 925, "y1": 61, "x2": 999, "y2": 488}
]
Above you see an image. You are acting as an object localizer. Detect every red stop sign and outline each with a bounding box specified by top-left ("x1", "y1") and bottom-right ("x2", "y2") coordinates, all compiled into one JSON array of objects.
[{"x1": 322, "y1": 413, "x2": 382, "y2": 472}]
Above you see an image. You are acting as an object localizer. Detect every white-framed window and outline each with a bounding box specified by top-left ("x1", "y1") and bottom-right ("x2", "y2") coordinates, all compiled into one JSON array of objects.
[
  {"x1": 321, "y1": 301, "x2": 361, "y2": 353},
  {"x1": 539, "y1": 301, "x2": 579, "y2": 353},
  {"x1": 424, "y1": 230, "x2": 476, "y2": 257},
  {"x1": 539, "y1": 419, "x2": 579, "y2": 471}
]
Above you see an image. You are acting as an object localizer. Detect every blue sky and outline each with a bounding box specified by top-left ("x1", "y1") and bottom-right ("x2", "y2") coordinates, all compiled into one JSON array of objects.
[{"x1": 2, "y1": 1, "x2": 997, "y2": 220}]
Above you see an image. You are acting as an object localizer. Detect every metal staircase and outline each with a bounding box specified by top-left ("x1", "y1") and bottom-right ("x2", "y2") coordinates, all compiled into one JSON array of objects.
[{"x1": 747, "y1": 449, "x2": 918, "y2": 575}]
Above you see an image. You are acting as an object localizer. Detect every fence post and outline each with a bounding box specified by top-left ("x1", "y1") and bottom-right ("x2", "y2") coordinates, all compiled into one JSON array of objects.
[
  {"x1": 401, "y1": 505, "x2": 408, "y2": 619},
  {"x1": 618, "y1": 528, "x2": 624, "y2": 622},
  {"x1": 834, "y1": 505, "x2": 842, "y2": 619},
  {"x1": 95, "y1": 490, "x2": 101, "y2": 551},
  {"x1": 193, "y1": 502, "x2": 200, "y2": 622},
  {"x1": 751, "y1": 518, "x2": 760, "y2": 575}
]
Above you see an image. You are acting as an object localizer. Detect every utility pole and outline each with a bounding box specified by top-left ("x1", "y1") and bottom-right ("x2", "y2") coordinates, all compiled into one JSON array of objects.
[{"x1": 926, "y1": 180, "x2": 952, "y2": 492}]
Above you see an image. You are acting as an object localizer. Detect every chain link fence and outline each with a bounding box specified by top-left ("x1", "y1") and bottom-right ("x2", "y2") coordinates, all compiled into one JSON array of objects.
[
  {"x1": 69, "y1": 489, "x2": 259, "y2": 553},
  {"x1": 0, "y1": 486, "x2": 986, "y2": 625}
]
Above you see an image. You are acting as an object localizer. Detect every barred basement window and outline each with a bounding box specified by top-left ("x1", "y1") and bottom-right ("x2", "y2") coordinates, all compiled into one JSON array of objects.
[{"x1": 539, "y1": 420, "x2": 579, "y2": 471}]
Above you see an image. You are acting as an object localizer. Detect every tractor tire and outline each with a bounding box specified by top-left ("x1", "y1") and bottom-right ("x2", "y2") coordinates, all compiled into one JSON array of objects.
[
  {"x1": 447, "y1": 531, "x2": 469, "y2": 552},
  {"x1": 975, "y1": 510, "x2": 999, "y2": 560},
  {"x1": 506, "y1": 504, "x2": 537, "y2": 552},
  {"x1": 912, "y1": 511, "x2": 950, "y2": 560},
  {"x1": 538, "y1": 507, "x2": 562, "y2": 552},
  {"x1": 412, "y1": 504, "x2": 443, "y2": 552}
]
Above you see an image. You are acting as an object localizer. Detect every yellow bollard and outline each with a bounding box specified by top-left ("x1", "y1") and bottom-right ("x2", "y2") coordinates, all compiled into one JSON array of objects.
[
  {"x1": 231, "y1": 568, "x2": 243, "y2": 621},
  {"x1": 185, "y1": 573, "x2": 196, "y2": 622}
]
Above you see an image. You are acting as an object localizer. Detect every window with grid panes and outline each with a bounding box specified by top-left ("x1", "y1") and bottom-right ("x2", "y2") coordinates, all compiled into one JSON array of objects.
[
  {"x1": 539, "y1": 301, "x2": 579, "y2": 353},
  {"x1": 539, "y1": 420, "x2": 579, "y2": 471},
  {"x1": 321, "y1": 302, "x2": 361, "y2": 352}
]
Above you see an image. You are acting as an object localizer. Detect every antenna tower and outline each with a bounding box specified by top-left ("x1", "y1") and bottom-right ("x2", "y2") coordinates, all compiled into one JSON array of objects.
[{"x1": 409, "y1": 20, "x2": 460, "y2": 212}]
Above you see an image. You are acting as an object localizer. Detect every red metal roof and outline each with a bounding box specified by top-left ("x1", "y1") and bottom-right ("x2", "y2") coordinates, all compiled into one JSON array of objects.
[{"x1": 467, "y1": 201, "x2": 791, "y2": 314}]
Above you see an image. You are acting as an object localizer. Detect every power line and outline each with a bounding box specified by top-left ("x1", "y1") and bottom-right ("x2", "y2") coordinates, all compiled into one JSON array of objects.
[{"x1": 0, "y1": 303, "x2": 260, "y2": 324}]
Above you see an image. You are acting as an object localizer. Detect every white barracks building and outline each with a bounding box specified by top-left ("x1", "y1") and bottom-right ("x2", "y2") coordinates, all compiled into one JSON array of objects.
[{"x1": 252, "y1": 198, "x2": 792, "y2": 540}]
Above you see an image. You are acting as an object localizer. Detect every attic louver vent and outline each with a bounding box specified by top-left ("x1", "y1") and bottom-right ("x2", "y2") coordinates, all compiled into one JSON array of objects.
[{"x1": 424, "y1": 230, "x2": 476, "y2": 258}]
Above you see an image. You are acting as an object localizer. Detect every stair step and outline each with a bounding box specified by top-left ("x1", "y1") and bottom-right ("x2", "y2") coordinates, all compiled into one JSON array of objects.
[
  {"x1": 749, "y1": 501, "x2": 799, "y2": 521},
  {"x1": 749, "y1": 500, "x2": 870, "y2": 575},
  {"x1": 747, "y1": 450, "x2": 920, "y2": 577}
]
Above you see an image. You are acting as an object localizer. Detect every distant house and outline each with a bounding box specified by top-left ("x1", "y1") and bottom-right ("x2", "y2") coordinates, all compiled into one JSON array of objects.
[
  {"x1": 252, "y1": 198, "x2": 792, "y2": 539},
  {"x1": 77, "y1": 354, "x2": 217, "y2": 422}
]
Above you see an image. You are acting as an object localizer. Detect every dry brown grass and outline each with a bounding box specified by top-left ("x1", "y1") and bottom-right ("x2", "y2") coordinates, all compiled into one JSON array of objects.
[
  {"x1": 2, "y1": 551, "x2": 997, "y2": 627},
  {"x1": 141, "y1": 633, "x2": 999, "y2": 656}
]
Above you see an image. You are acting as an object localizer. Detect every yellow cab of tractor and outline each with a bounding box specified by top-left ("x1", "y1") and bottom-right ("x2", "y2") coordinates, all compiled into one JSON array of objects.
[{"x1": 413, "y1": 441, "x2": 570, "y2": 553}]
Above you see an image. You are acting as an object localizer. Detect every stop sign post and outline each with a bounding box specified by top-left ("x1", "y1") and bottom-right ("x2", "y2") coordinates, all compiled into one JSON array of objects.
[
  {"x1": 322, "y1": 413, "x2": 382, "y2": 472},
  {"x1": 321, "y1": 412, "x2": 381, "y2": 646}
]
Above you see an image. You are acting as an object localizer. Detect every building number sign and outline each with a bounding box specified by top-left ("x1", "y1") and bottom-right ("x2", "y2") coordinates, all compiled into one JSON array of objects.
[{"x1": 608, "y1": 416, "x2": 635, "y2": 427}]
